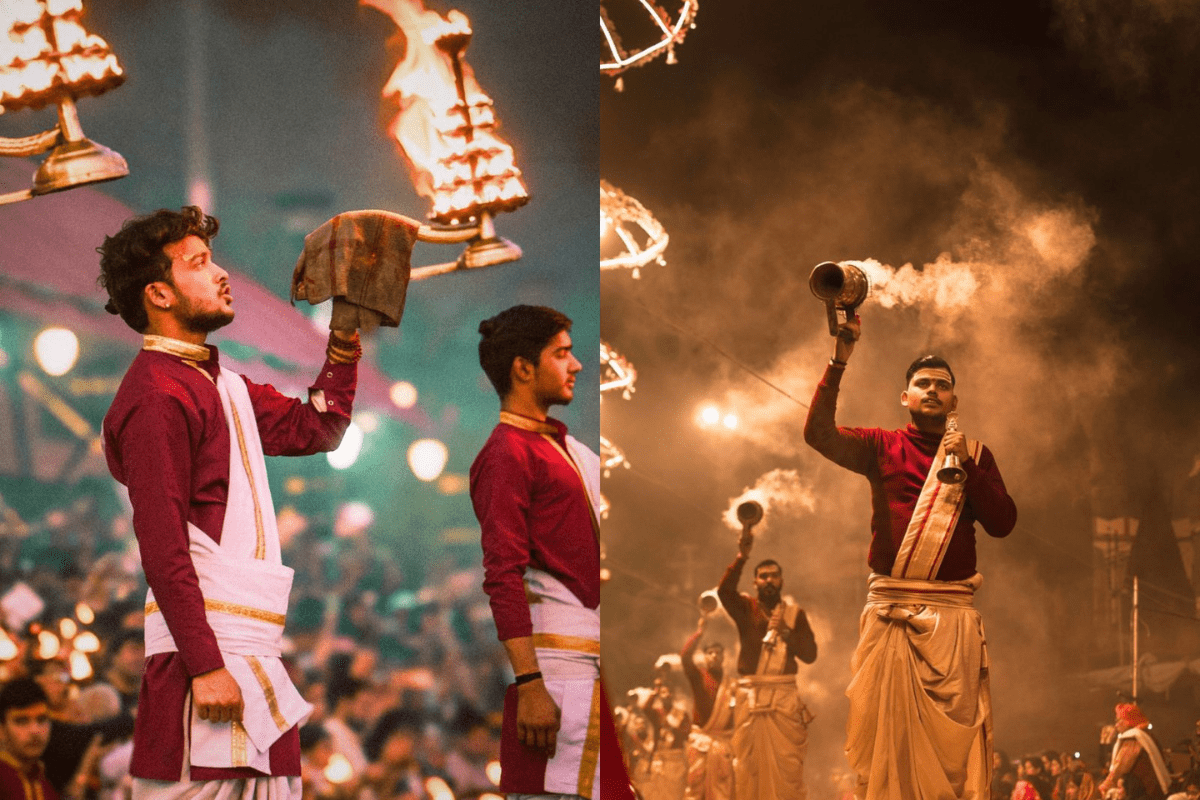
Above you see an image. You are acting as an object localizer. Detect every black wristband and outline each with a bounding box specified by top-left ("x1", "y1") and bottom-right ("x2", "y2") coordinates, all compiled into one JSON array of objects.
[{"x1": 515, "y1": 670, "x2": 543, "y2": 685}]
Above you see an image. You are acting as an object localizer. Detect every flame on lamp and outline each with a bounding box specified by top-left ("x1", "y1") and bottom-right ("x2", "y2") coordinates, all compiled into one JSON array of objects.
[
  {"x1": 361, "y1": 0, "x2": 528, "y2": 226},
  {"x1": 0, "y1": 0, "x2": 125, "y2": 112}
]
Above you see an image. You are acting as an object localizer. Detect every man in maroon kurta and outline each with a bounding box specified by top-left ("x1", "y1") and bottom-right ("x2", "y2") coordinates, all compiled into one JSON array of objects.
[
  {"x1": 470, "y1": 304, "x2": 633, "y2": 799},
  {"x1": 98, "y1": 207, "x2": 359, "y2": 795},
  {"x1": 0, "y1": 679, "x2": 59, "y2": 800},
  {"x1": 803, "y1": 315, "x2": 1016, "y2": 800},
  {"x1": 802, "y1": 320, "x2": 1016, "y2": 581}
]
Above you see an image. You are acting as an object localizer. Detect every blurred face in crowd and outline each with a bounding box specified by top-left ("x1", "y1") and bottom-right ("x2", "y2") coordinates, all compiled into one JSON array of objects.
[
  {"x1": 112, "y1": 638, "x2": 146, "y2": 682},
  {"x1": 1, "y1": 702, "x2": 51, "y2": 766},
  {"x1": 33, "y1": 664, "x2": 71, "y2": 712},
  {"x1": 381, "y1": 729, "x2": 417, "y2": 766},
  {"x1": 703, "y1": 644, "x2": 724, "y2": 673}
]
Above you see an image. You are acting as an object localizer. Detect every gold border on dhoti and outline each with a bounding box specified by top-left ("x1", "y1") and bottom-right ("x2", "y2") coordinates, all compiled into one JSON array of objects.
[
  {"x1": 231, "y1": 720, "x2": 249, "y2": 767},
  {"x1": 576, "y1": 678, "x2": 602, "y2": 798},
  {"x1": 145, "y1": 598, "x2": 286, "y2": 627},
  {"x1": 246, "y1": 655, "x2": 289, "y2": 733},
  {"x1": 531, "y1": 633, "x2": 601, "y2": 656}
]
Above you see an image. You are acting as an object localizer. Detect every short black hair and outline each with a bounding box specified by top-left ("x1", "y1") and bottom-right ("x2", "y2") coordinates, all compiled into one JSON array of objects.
[
  {"x1": 905, "y1": 355, "x2": 955, "y2": 386},
  {"x1": 754, "y1": 559, "x2": 782, "y2": 577},
  {"x1": 98, "y1": 206, "x2": 220, "y2": 332},
  {"x1": 0, "y1": 677, "x2": 49, "y2": 719},
  {"x1": 477, "y1": 305, "x2": 572, "y2": 398}
]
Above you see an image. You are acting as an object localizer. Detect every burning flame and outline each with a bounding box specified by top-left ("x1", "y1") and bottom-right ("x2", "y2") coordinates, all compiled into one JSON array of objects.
[
  {"x1": 362, "y1": 0, "x2": 528, "y2": 225},
  {"x1": 722, "y1": 469, "x2": 816, "y2": 532},
  {"x1": 0, "y1": 0, "x2": 124, "y2": 113}
]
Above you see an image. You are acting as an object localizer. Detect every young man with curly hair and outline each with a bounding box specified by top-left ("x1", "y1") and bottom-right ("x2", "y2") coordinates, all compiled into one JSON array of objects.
[{"x1": 98, "y1": 206, "x2": 361, "y2": 800}]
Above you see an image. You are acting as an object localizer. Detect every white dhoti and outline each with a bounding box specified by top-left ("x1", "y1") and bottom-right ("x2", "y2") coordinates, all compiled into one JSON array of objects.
[
  {"x1": 132, "y1": 777, "x2": 300, "y2": 800},
  {"x1": 846, "y1": 573, "x2": 992, "y2": 800},
  {"x1": 501, "y1": 568, "x2": 602, "y2": 798},
  {"x1": 732, "y1": 674, "x2": 811, "y2": 800}
]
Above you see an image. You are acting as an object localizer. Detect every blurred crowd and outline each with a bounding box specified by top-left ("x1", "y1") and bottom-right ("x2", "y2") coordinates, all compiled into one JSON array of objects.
[
  {"x1": 0, "y1": 493, "x2": 509, "y2": 800},
  {"x1": 611, "y1": 624, "x2": 1200, "y2": 800}
]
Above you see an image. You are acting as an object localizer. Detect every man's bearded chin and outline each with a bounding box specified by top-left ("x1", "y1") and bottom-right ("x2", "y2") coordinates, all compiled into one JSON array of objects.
[
  {"x1": 757, "y1": 584, "x2": 781, "y2": 604},
  {"x1": 181, "y1": 307, "x2": 235, "y2": 335}
]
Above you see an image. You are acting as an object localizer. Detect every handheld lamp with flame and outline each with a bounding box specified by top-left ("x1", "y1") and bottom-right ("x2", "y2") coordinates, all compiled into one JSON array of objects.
[
  {"x1": 0, "y1": 0, "x2": 127, "y2": 205},
  {"x1": 363, "y1": 0, "x2": 527, "y2": 277}
]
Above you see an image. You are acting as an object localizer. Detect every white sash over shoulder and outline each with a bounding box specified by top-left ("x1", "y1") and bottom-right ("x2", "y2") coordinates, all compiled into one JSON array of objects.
[{"x1": 144, "y1": 367, "x2": 311, "y2": 773}]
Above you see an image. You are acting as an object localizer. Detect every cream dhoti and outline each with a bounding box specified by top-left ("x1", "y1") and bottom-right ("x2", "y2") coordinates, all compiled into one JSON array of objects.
[
  {"x1": 500, "y1": 568, "x2": 602, "y2": 798},
  {"x1": 732, "y1": 674, "x2": 811, "y2": 800},
  {"x1": 846, "y1": 573, "x2": 992, "y2": 800},
  {"x1": 139, "y1": 367, "x2": 311, "y2": 789}
]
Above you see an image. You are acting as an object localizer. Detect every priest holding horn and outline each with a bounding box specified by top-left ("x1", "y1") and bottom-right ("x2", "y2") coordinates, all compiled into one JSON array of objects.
[
  {"x1": 715, "y1": 501, "x2": 818, "y2": 800},
  {"x1": 803, "y1": 313, "x2": 1017, "y2": 800}
]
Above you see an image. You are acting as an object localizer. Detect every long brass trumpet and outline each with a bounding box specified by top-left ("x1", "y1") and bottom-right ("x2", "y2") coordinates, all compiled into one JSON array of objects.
[
  {"x1": 936, "y1": 414, "x2": 967, "y2": 484},
  {"x1": 809, "y1": 261, "x2": 869, "y2": 336}
]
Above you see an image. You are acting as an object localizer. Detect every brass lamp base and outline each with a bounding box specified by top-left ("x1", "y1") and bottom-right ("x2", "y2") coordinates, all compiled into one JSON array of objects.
[
  {"x1": 32, "y1": 137, "x2": 129, "y2": 196},
  {"x1": 457, "y1": 236, "x2": 522, "y2": 269}
]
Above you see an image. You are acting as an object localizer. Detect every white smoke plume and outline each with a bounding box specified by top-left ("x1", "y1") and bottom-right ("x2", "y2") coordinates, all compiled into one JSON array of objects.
[{"x1": 721, "y1": 468, "x2": 817, "y2": 534}]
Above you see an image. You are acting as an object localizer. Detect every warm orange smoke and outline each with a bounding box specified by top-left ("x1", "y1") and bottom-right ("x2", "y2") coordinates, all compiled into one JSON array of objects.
[
  {"x1": 362, "y1": 0, "x2": 529, "y2": 225},
  {"x1": 0, "y1": 0, "x2": 124, "y2": 113}
]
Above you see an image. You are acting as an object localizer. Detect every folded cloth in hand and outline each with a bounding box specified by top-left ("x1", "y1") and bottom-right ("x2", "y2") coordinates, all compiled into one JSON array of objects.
[{"x1": 291, "y1": 210, "x2": 419, "y2": 332}]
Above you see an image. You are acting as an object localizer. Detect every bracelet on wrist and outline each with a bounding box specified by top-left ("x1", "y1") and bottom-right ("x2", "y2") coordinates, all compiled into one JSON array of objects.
[
  {"x1": 830, "y1": 357, "x2": 848, "y2": 367},
  {"x1": 514, "y1": 670, "x2": 543, "y2": 686}
]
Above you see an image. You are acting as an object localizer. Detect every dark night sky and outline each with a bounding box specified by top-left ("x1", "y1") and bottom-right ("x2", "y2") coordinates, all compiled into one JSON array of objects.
[{"x1": 600, "y1": 0, "x2": 1200, "y2": 766}]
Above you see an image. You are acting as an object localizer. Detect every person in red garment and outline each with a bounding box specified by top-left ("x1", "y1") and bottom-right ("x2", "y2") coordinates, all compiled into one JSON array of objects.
[
  {"x1": 469, "y1": 304, "x2": 635, "y2": 800},
  {"x1": 0, "y1": 679, "x2": 59, "y2": 800},
  {"x1": 98, "y1": 206, "x2": 360, "y2": 800},
  {"x1": 804, "y1": 315, "x2": 1016, "y2": 800}
]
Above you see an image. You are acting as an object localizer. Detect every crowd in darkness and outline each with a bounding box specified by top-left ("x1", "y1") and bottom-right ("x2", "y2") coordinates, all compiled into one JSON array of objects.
[
  {"x1": 610, "y1": 627, "x2": 1200, "y2": 800},
  {"x1": 0, "y1": 492, "x2": 509, "y2": 800}
]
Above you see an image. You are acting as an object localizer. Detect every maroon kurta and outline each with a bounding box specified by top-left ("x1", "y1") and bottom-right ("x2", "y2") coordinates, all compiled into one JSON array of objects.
[
  {"x1": 716, "y1": 555, "x2": 818, "y2": 676},
  {"x1": 804, "y1": 363, "x2": 1017, "y2": 580},
  {"x1": 103, "y1": 342, "x2": 355, "y2": 780},
  {"x1": 0, "y1": 754, "x2": 58, "y2": 800},
  {"x1": 680, "y1": 629, "x2": 721, "y2": 727},
  {"x1": 469, "y1": 415, "x2": 599, "y2": 641}
]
